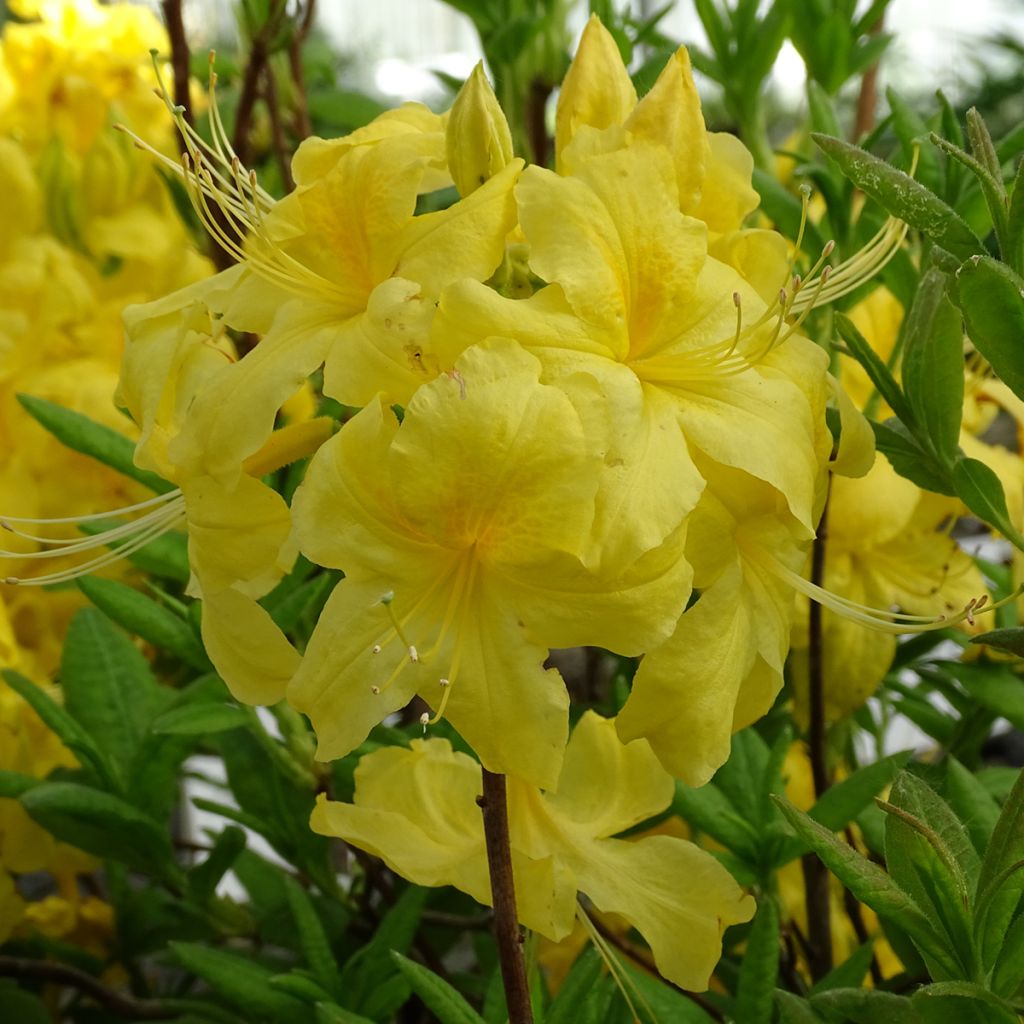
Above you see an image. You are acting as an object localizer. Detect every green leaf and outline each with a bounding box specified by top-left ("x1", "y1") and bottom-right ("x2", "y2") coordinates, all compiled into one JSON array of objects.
[
  {"x1": 807, "y1": 80, "x2": 841, "y2": 139},
  {"x1": 977, "y1": 768, "x2": 1024, "y2": 968},
  {"x1": 953, "y1": 255, "x2": 1024, "y2": 401},
  {"x1": 870, "y1": 420, "x2": 954, "y2": 496},
  {"x1": 314, "y1": 1004, "x2": 376, "y2": 1024},
  {"x1": 775, "y1": 991, "x2": 826, "y2": 1024},
  {"x1": 734, "y1": 897, "x2": 779, "y2": 1023},
  {"x1": 546, "y1": 948, "x2": 605, "y2": 1024},
  {"x1": 1006, "y1": 156, "x2": 1024, "y2": 273},
  {"x1": 391, "y1": 953, "x2": 484, "y2": 1024},
  {"x1": 811, "y1": 750, "x2": 913, "y2": 833},
  {"x1": 340, "y1": 886, "x2": 426, "y2": 1018},
  {"x1": 835, "y1": 313, "x2": 915, "y2": 426},
  {"x1": 76, "y1": 577, "x2": 210, "y2": 670},
  {"x1": 0, "y1": 769, "x2": 42, "y2": 799},
  {"x1": 20, "y1": 781, "x2": 181, "y2": 884},
  {"x1": 152, "y1": 702, "x2": 250, "y2": 735},
  {"x1": 187, "y1": 825, "x2": 246, "y2": 903},
  {"x1": 15, "y1": 394, "x2": 174, "y2": 493},
  {"x1": 284, "y1": 875, "x2": 341, "y2": 997},
  {"x1": 0, "y1": 981, "x2": 51, "y2": 1024},
  {"x1": 1, "y1": 668, "x2": 118, "y2": 790},
  {"x1": 900, "y1": 268, "x2": 964, "y2": 465},
  {"x1": 671, "y1": 780, "x2": 760, "y2": 862},
  {"x1": 811, "y1": 988, "x2": 922, "y2": 1023},
  {"x1": 912, "y1": 981, "x2": 1019, "y2": 1024},
  {"x1": 772, "y1": 796, "x2": 958, "y2": 975},
  {"x1": 60, "y1": 608, "x2": 168, "y2": 788},
  {"x1": 888, "y1": 88, "x2": 941, "y2": 191},
  {"x1": 991, "y1": 903, "x2": 1024, "y2": 998},
  {"x1": 268, "y1": 572, "x2": 337, "y2": 634},
  {"x1": 881, "y1": 774, "x2": 977, "y2": 975},
  {"x1": 812, "y1": 133, "x2": 985, "y2": 260},
  {"x1": 942, "y1": 757, "x2": 1001, "y2": 856},
  {"x1": 169, "y1": 942, "x2": 308, "y2": 1022},
  {"x1": 970, "y1": 627, "x2": 1024, "y2": 657},
  {"x1": 951, "y1": 456, "x2": 1024, "y2": 549},
  {"x1": 810, "y1": 941, "x2": 876, "y2": 994}
]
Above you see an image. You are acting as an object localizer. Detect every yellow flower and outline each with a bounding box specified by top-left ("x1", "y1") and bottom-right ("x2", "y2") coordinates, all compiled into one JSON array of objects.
[
  {"x1": 312, "y1": 711, "x2": 754, "y2": 992},
  {"x1": 446, "y1": 62, "x2": 514, "y2": 198},
  {"x1": 789, "y1": 454, "x2": 988, "y2": 722},
  {"x1": 617, "y1": 461, "x2": 810, "y2": 785},
  {"x1": 148, "y1": 111, "x2": 521, "y2": 485},
  {"x1": 436, "y1": 139, "x2": 831, "y2": 567},
  {"x1": 288, "y1": 340, "x2": 690, "y2": 788}
]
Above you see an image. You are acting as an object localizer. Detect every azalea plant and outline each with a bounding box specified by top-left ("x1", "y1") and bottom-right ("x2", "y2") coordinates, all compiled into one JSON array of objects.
[{"x1": 2, "y1": 1, "x2": 1024, "y2": 1022}]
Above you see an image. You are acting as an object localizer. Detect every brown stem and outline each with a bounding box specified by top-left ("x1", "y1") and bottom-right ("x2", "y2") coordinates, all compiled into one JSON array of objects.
[
  {"x1": 161, "y1": 0, "x2": 193, "y2": 152},
  {"x1": 524, "y1": 78, "x2": 552, "y2": 167},
  {"x1": 232, "y1": 35, "x2": 269, "y2": 170},
  {"x1": 853, "y1": 13, "x2": 885, "y2": 141},
  {"x1": 0, "y1": 956, "x2": 175, "y2": 1020},
  {"x1": 288, "y1": 0, "x2": 315, "y2": 141},
  {"x1": 261, "y1": 63, "x2": 295, "y2": 191},
  {"x1": 802, "y1": 484, "x2": 833, "y2": 981},
  {"x1": 478, "y1": 769, "x2": 533, "y2": 1024}
]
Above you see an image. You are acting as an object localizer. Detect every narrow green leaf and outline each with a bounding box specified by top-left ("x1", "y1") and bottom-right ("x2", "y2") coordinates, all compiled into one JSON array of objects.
[
  {"x1": 991, "y1": 903, "x2": 1024, "y2": 997},
  {"x1": 315, "y1": 1005, "x2": 376, "y2": 1024},
  {"x1": 283, "y1": 875, "x2": 341, "y2": 997},
  {"x1": 977, "y1": 768, "x2": 1024, "y2": 966},
  {"x1": 672, "y1": 781, "x2": 760, "y2": 862},
  {"x1": 888, "y1": 88, "x2": 940, "y2": 190},
  {"x1": 20, "y1": 781, "x2": 181, "y2": 883},
  {"x1": 152, "y1": 703, "x2": 249, "y2": 735},
  {"x1": 734, "y1": 898, "x2": 779, "y2": 1023},
  {"x1": 942, "y1": 757, "x2": 1000, "y2": 856},
  {"x1": 546, "y1": 949, "x2": 605, "y2": 1024},
  {"x1": 812, "y1": 133, "x2": 985, "y2": 260},
  {"x1": 391, "y1": 953, "x2": 484, "y2": 1024},
  {"x1": 775, "y1": 991, "x2": 826, "y2": 1024},
  {"x1": 1006, "y1": 156, "x2": 1024, "y2": 273},
  {"x1": 810, "y1": 941, "x2": 876, "y2": 994},
  {"x1": 77, "y1": 577, "x2": 210, "y2": 670},
  {"x1": 1, "y1": 669, "x2": 117, "y2": 790},
  {"x1": 953, "y1": 255, "x2": 1024, "y2": 401},
  {"x1": 966, "y1": 109, "x2": 1004, "y2": 186},
  {"x1": 810, "y1": 750, "x2": 914, "y2": 833},
  {"x1": 15, "y1": 394, "x2": 174, "y2": 493},
  {"x1": 188, "y1": 825, "x2": 246, "y2": 903},
  {"x1": 870, "y1": 420, "x2": 954, "y2": 496},
  {"x1": 913, "y1": 981, "x2": 1019, "y2": 1023},
  {"x1": 269, "y1": 973, "x2": 334, "y2": 1003},
  {"x1": 0, "y1": 770, "x2": 42, "y2": 799},
  {"x1": 811, "y1": 988, "x2": 922, "y2": 1023},
  {"x1": 970, "y1": 627, "x2": 1024, "y2": 657},
  {"x1": 772, "y1": 796, "x2": 958, "y2": 975},
  {"x1": 900, "y1": 268, "x2": 964, "y2": 465},
  {"x1": 807, "y1": 80, "x2": 841, "y2": 139},
  {"x1": 60, "y1": 608, "x2": 168, "y2": 785},
  {"x1": 0, "y1": 982, "x2": 51, "y2": 1024},
  {"x1": 170, "y1": 942, "x2": 308, "y2": 1021},
  {"x1": 951, "y1": 456, "x2": 1024, "y2": 549},
  {"x1": 835, "y1": 313, "x2": 914, "y2": 426}
]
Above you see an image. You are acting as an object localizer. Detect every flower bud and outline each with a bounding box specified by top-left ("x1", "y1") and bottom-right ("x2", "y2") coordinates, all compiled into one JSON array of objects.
[{"x1": 445, "y1": 62, "x2": 513, "y2": 197}]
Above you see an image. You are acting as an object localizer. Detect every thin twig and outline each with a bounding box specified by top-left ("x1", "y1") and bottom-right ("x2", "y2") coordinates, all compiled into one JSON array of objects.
[
  {"x1": 478, "y1": 768, "x2": 533, "y2": 1024},
  {"x1": 161, "y1": 0, "x2": 193, "y2": 153},
  {"x1": 803, "y1": 484, "x2": 833, "y2": 981},
  {"x1": 853, "y1": 12, "x2": 885, "y2": 140},
  {"x1": 288, "y1": 0, "x2": 315, "y2": 141},
  {"x1": 0, "y1": 956, "x2": 175, "y2": 1020},
  {"x1": 261, "y1": 62, "x2": 295, "y2": 191}
]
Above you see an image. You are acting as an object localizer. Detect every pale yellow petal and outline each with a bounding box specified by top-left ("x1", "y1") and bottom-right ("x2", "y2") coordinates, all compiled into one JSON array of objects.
[
  {"x1": 547, "y1": 711, "x2": 673, "y2": 837},
  {"x1": 692, "y1": 132, "x2": 759, "y2": 232},
  {"x1": 555, "y1": 15, "x2": 636, "y2": 169},
  {"x1": 201, "y1": 588, "x2": 300, "y2": 706}
]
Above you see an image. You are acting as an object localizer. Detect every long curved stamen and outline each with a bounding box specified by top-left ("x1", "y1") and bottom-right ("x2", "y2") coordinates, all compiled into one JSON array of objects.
[
  {"x1": 0, "y1": 488, "x2": 182, "y2": 527},
  {"x1": 756, "y1": 550, "x2": 1018, "y2": 635},
  {"x1": 3, "y1": 504, "x2": 186, "y2": 586}
]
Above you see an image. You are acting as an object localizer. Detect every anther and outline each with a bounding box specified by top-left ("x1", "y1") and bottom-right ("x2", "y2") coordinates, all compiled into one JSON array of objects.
[
  {"x1": 408, "y1": 646, "x2": 419, "y2": 663},
  {"x1": 732, "y1": 291, "x2": 741, "y2": 308},
  {"x1": 419, "y1": 712, "x2": 430, "y2": 727},
  {"x1": 439, "y1": 678, "x2": 450, "y2": 687},
  {"x1": 822, "y1": 239, "x2": 835, "y2": 258},
  {"x1": 0, "y1": 521, "x2": 11, "y2": 532},
  {"x1": 371, "y1": 685, "x2": 381, "y2": 695},
  {"x1": 371, "y1": 644, "x2": 382, "y2": 654},
  {"x1": 4, "y1": 576, "x2": 19, "y2": 585}
]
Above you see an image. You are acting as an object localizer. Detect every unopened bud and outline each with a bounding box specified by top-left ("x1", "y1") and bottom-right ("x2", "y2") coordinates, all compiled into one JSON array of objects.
[{"x1": 446, "y1": 62, "x2": 514, "y2": 197}]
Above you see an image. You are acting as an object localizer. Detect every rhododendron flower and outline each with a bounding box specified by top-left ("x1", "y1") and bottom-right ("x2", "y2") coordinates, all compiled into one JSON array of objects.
[
  {"x1": 288, "y1": 340, "x2": 691, "y2": 788},
  {"x1": 311, "y1": 711, "x2": 755, "y2": 991}
]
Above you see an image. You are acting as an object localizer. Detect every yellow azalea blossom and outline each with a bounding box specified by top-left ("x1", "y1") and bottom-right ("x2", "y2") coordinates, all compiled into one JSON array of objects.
[
  {"x1": 556, "y1": 16, "x2": 789, "y2": 301},
  {"x1": 617, "y1": 461, "x2": 811, "y2": 785},
  {"x1": 312, "y1": 711, "x2": 754, "y2": 991},
  {"x1": 790, "y1": 454, "x2": 987, "y2": 722},
  {"x1": 288, "y1": 340, "x2": 691, "y2": 789},
  {"x1": 435, "y1": 139, "x2": 830, "y2": 567},
  {"x1": 139, "y1": 90, "x2": 521, "y2": 486}
]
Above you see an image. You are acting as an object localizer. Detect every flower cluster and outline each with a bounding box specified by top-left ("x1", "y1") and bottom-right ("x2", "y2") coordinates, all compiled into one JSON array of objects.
[
  {"x1": 7, "y1": 13, "x2": 986, "y2": 990},
  {"x1": 0, "y1": 0, "x2": 209, "y2": 946}
]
